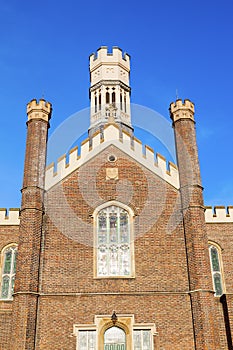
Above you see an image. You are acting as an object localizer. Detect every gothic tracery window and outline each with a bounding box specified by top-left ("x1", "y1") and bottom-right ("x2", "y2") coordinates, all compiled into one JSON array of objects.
[
  {"x1": 0, "y1": 245, "x2": 17, "y2": 300},
  {"x1": 96, "y1": 204, "x2": 133, "y2": 277},
  {"x1": 209, "y1": 243, "x2": 224, "y2": 296}
]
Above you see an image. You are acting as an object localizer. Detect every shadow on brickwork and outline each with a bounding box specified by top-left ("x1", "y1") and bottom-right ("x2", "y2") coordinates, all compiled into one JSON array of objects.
[{"x1": 220, "y1": 294, "x2": 233, "y2": 350}]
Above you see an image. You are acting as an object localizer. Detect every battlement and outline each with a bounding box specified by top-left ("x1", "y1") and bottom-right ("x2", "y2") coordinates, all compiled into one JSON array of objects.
[
  {"x1": 205, "y1": 206, "x2": 233, "y2": 223},
  {"x1": 0, "y1": 208, "x2": 20, "y2": 225},
  {"x1": 89, "y1": 46, "x2": 130, "y2": 72},
  {"x1": 170, "y1": 99, "x2": 195, "y2": 122},
  {"x1": 45, "y1": 123, "x2": 179, "y2": 191},
  {"x1": 27, "y1": 98, "x2": 52, "y2": 122}
]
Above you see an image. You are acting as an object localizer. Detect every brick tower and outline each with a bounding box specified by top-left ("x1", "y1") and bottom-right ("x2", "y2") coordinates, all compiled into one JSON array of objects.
[
  {"x1": 11, "y1": 99, "x2": 52, "y2": 350},
  {"x1": 170, "y1": 99, "x2": 220, "y2": 349}
]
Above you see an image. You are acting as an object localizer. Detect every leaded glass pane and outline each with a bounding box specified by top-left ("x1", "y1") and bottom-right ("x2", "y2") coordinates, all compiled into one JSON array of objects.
[
  {"x1": 11, "y1": 275, "x2": 15, "y2": 296},
  {"x1": 98, "y1": 245, "x2": 108, "y2": 275},
  {"x1": 214, "y1": 272, "x2": 223, "y2": 296},
  {"x1": 109, "y1": 245, "x2": 119, "y2": 275},
  {"x1": 78, "y1": 330, "x2": 96, "y2": 350},
  {"x1": 120, "y1": 211, "x2": 129, "y2": 243},
  {"x1": 133, "y1": 331, "x2": 141, "y2": 350},
  {"x1": 104, "y1": 327, "x2": 126, "y2": 350},
  {"x1": 142, "y1": 330, "x2": 151, "y2": 350},
  {"x1": 88, "y1": 331, "x2": 96, "y2": 350},
  {"x1": 109, "y1": 211, "x2": 117, "y2": 243},
  {"x1": 3, "y1": 250, "x2": 12, "y2": 274},
  {"x1": 210, "y1": 246, "x2": 220, "y2": 272},
  {"x1": 133, "y1": 330, "x2": 152, "y2": 350},
  {"x1": 1, "y1": 276, "x2": 10, "y2": 299},
  {"x1": 119, "y1": 245, "x2": 130, "y2": 275},
  {"x1": 79, "y1": 331, "x2": 88, "y2": 350},
  {"x1": 13, "y1": 250, "x2": 17, "y2": 273}
]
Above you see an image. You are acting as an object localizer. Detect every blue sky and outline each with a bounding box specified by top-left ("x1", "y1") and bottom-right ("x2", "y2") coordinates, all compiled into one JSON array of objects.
[{"x1": 0, "y1": 0, "x2": 232, "y2": 208}]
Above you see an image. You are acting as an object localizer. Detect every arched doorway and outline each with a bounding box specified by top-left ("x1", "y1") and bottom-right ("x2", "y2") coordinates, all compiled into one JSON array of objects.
[{"x1": 104, "y1": 326, "x2": 126, "y2": 350}]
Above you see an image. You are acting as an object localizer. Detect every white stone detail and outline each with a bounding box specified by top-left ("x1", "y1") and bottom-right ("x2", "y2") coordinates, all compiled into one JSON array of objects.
[
  {"x1": 45, "y1": 124, "x2": 180, "y2": 191},
  {"x1": 0, "y1": 209, "x2": 20, "y2": 225},
  {"x1": 205, "y1": 206, "x2": 233, "y2": 223}
]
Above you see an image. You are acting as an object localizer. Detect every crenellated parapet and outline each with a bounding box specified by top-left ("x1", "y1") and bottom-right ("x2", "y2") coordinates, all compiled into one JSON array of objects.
[
  {"x1": 0, "y1": 208, "x2": 20, "y2": 225},
  {"x1": 205, "y1": 206, "x2": 233, "y2": 223},
  {"x1": 89, "y1": 46, "x2": 130, "y2": 79},
  {"x1": 45, "y1": 123, "x2": 179, "y2": 191},
  {"x1": 27, "y1": 98, "x2": 52, "y2": 122},
  {"x1": 89, "y1": 46, "x2": 130, "y2": 89},
  {"x1": 170, "y1": 99, "x2": 195, "y2": 122}
]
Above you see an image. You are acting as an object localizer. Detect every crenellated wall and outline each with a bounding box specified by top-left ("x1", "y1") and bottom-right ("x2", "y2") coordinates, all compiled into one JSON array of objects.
[
  {"x1": 205, "y1": 206, "x2": 233, "y2": 223},
  {"x1": 45, "y1": 123, "x2": 179, "y2": 191},
  {"x1": 0, "y1": 208, "x2": 20, "y2": 225}
]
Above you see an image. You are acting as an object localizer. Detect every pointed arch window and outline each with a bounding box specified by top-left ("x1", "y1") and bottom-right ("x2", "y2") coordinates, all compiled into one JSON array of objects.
[
  {"x1": 120, "y1": 92, "x2": 123, "y2": 110},
  {"x1": 106, "y1": 91, "x2": 110, "y2": 104},
  {"x1": 112, "y1": 92, "x2": 116, "y2": 106},
  {"x1": 0, "y1": 245, "x2": 17, "y2": 300},
  {"x1": 209, "y1": 243, "x2": 224, "y2": 296},
  {"x1": 94, "y1": 93, "x2": 97, "y2": 113},
  {"x1": 99, "y1": 92, "x2": 102, "y2": 111},
  {"x1": 95, "y1": 203, "x2": 134, "y2": 278}
]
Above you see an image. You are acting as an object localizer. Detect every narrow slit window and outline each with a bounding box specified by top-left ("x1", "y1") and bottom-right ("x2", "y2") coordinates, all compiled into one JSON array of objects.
[
  {"x1": 106, "y1": 92, "x2": 110, "y2": 104},
  {"x1": 99, "y1": 92, "x2": 101, "y2": 110}
]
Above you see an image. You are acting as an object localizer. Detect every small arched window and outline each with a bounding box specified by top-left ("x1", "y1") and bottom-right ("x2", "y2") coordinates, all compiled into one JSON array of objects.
[
  {"x1": 104, "y1": 327, "x2": 126, "y2": 349},
  {"x1": 120, "y1": 92, "x2": 123, "y2": 110},
  {"x1": 0, "y1": 245, "x2": 17, "y2": 300},
  {"x1": 209, "y1": 243, "x2": 224, "y2": 296},
  {"x1": 106, "y1": 92, "x2": 110, "y2": 104},
  {"x1": 94, "y1": 93, "x2": 97, "y2": 113},
  {"x1": 112, "y1": 92, "x2": 116, "y2": 105},
  {"x1": 124, "y1": 94, "x2": 127, "y2": 113},
  {"x1": 95, "y1": 203, "x2": 134, "y2": 277},
  {"x1": 99, "y1": 92, "x2": 101, "y2": 111}
]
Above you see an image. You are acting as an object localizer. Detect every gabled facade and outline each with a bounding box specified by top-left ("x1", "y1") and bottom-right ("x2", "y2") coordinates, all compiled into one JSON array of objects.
[{"x1": 0, "y1": 47, "x2": 233, "y2": 350}]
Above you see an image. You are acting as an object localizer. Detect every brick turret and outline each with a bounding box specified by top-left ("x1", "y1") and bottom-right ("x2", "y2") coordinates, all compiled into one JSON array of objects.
[
  {"x1": 170, "y1": 99, "x2": 220, "y2": 349},
  {"x1": 11, "y1": 99, "x2": 52, "y2": 350}
]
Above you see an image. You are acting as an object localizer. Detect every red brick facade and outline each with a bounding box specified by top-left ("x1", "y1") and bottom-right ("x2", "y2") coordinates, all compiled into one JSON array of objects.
[{"x1": 0, "y1": 55, "x2": 232, "y2": 350}]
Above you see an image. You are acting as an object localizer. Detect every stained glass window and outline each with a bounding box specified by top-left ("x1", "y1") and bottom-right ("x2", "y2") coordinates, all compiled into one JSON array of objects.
[
  {"x1": 133, "y1": 330, "x2": 152, "y2": 350},
  {"x1": 209, "y1": 244, "x2": 223, "y2": 296},
  {"x1": 1, "y1": 245, "x2": 17, "y2": 300},
  {"x1": 97, "y1": 205, "x2": 132, "y2": 277}
]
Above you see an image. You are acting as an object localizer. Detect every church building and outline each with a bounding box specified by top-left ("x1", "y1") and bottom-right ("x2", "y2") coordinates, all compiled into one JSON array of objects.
[{"x1": 0, "y1": 47, "x2": 233, "y2": 350}]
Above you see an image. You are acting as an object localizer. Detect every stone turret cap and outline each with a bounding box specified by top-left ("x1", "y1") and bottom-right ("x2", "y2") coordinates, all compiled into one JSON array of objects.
[
  {"x1": 170, "y1": 99, "x2": 195, "y2": 122},
  {"x1": 27, "y1": 98, "x2": 52, "y2": 122}
]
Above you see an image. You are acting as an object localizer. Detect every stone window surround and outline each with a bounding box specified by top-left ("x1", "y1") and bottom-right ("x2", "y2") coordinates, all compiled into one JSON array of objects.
[
  {"x1": 93, "y1": 201, "x2": 135, "y2": 279},
  {"x1": 208, "y1": 240, "x2": 225, "y2": 297},
  {"x1": 0, "y1": 243, "x2": 17, "y2": 301},
  {"x1": 73, "y1": 314, "x2": 157, "y2": 350}
]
